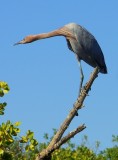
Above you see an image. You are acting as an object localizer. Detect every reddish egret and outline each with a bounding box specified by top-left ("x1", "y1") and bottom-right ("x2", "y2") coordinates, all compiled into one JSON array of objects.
[{"x1": 15, "y1": 23, "x2": 107, "y2": 94}]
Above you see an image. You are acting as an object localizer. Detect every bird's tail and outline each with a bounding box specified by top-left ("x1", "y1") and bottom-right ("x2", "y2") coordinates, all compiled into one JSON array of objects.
[{"x1": 100, "y1": 65, "x2": 107, "y2": 74}]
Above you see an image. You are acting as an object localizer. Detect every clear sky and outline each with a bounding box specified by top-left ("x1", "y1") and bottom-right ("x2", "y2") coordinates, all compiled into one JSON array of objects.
[{"x1": 1, "y1": 1, "x2": 118, "y2": 151}]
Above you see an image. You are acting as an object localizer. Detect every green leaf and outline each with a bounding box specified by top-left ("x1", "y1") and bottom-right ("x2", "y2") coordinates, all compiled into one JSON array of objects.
[
  {"x1": 20, "y1": 136, "x2": 28, "y2": 143},
  {"x1": 25, "y1": 145, "x2": 29, "y2": 152},
  {"x1": 43, "y1": 133, "x2": 49, "y2": 140},
  {"x1": 29, "y1": 144, "x2": 35, "y2": 150},
  {"x1": 0, "y1": 148, "x2": 4, "y2": 155},
  {"x1": 0, "y1": 111, "x2": 4, "y2": 115},
  {"x1": 0, "y1": 90, "x2": 4, "y2": 97},
  {"x1": 14, "y1": 121, "x2": 21, "y2": 127},
  {"x1": 31, "y1": 139, "x2": 38, "y2": 146},
  {"x1": 0, "y1": 81, "x2": 10, "y2": 94},
  {"x1": 26, "y1": 130, "x2": 34, "y2": 140}
]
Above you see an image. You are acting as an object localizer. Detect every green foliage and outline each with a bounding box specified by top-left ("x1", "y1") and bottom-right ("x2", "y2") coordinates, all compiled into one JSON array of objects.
[
  {"x1": 52, "y1": 146, "x2": 96, "y2": 160},
  {"x1": 38, "y1": 133, "x2": 118, "y2": 160},
  {"x1": 0, "y1": 81, "x2": 9, "y2": 115},
  {"x1": 0, "y1": 102, "x2": 7, "y2": 115},
  {"x1": 112, "y1": 135, "x2": 118, "y2": 143},
  {"x1": 20, "y1": 130, "x2": 38, "y2": 152},
  {"x1": 99, "y1": 135, "x2": 118, "y2": 160},
  {"x1": 0, "y1": 81, "x2": 10, "y2": 96},
  {"x1": 102, "y1": 147, "x2": 118, "y2": 160},
  {"x1": 0, "y1": 82, "x2": 38, "y2": 159},
  {"x1": 0, "y1": 138, "x2": 39, "y2": 160},
  {"x1": 0, "y1": 120, "x2": 20, "y2": 153},
  {"x1": 51, "y1": 135, "x2": 102, "y2": 160},
  {"x1": 0, "y1": 119, "x2": 38, "y2": 158}
]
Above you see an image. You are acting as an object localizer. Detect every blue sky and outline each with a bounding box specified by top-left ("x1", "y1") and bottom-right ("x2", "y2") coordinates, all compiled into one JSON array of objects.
[{"x1": 1, "y1": 1, "x2": 118, "y2": 150}]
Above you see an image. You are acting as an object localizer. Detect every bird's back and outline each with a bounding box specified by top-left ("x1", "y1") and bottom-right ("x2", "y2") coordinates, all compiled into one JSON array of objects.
[{"x1": 65, "y1": 23, "x2": 107, "y2": 73}]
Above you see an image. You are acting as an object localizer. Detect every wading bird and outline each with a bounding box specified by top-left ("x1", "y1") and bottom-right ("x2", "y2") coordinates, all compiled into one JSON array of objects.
[{"x1": 15, "y1": 23, "x2": 107, "y2": 94}]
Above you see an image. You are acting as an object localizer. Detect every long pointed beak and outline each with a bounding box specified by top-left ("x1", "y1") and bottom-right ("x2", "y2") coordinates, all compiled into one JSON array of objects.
[{"x1": 14, "y1": 40, "x2": 24, "y2": 46}]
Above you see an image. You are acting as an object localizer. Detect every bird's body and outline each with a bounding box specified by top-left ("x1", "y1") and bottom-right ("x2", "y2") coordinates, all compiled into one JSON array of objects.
[
  {"x1": 63, "y1": 23, "x2": 107, "y2": 73},
  {"x1": 15, "y1": 23, "x2": 107, "y2": 94}
]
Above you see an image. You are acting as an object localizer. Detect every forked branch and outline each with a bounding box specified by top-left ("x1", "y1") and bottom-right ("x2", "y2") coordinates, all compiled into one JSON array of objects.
[{"x1": 35, "y1": 67, "x2": 99, "y2": 160}]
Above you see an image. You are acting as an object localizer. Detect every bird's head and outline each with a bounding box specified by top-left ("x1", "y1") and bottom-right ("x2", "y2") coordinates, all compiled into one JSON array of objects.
[{"x1": 14, "y1": 35, "x2": 37, "y2": 45}]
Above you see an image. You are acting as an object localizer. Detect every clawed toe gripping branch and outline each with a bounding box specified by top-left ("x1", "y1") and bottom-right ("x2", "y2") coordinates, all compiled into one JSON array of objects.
[{"x1": 35, "y1": 67, "x2": 99, "y2": 160}]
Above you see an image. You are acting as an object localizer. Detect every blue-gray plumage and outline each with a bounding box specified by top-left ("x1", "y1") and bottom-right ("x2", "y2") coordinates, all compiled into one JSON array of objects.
[
  {"x1": 15, "y1": 23, "x2": 107, "y2": 94},
  {"x1": 64, "y1": 23, "x2": 107, "y2": 74}
]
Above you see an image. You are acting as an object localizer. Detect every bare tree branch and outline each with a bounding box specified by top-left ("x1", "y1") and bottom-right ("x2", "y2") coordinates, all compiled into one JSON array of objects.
[
  {"x1": 52, "y1": 124, "x2": 86, "y2": 150},
  {"x1": 35, "y1": 67, "x2": 99, "y2": 160}
]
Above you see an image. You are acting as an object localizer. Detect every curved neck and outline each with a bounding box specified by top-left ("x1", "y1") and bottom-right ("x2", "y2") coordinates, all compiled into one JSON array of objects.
[
  {"x1": 26, "y1": 27, "x2": 76, "y2": 43},
  {"x1": 32, "y1": 30, "x2": 63, "y2": 41}
]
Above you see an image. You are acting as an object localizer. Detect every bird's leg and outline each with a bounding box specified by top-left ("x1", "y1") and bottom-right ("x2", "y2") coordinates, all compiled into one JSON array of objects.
[{"x1": 78, "y1": 60, "x2": 84, "y2": 96}]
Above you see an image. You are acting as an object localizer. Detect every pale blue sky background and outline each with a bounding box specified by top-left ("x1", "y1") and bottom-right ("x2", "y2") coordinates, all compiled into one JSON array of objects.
[{"x1": 1, "y1": 1, "x2": 118, "y2": 150}]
